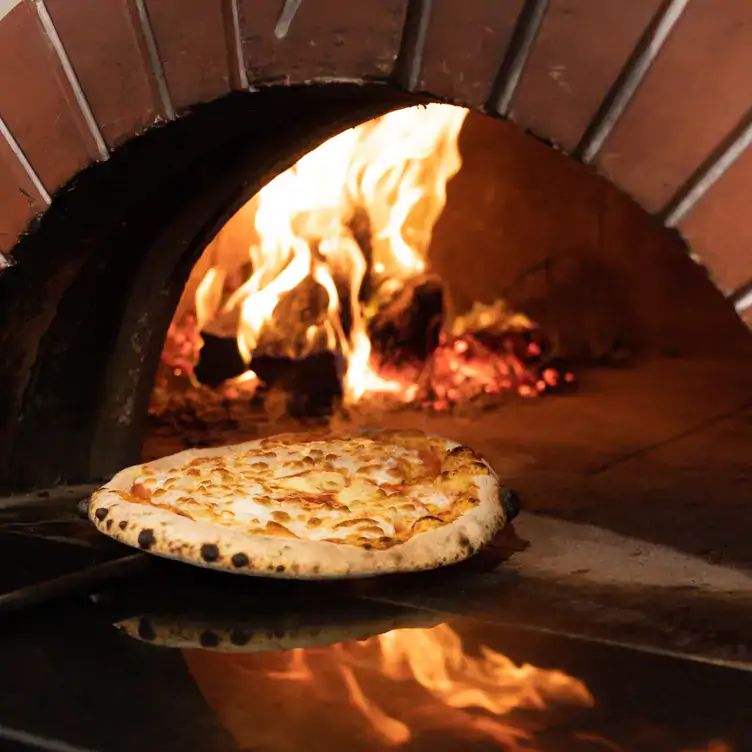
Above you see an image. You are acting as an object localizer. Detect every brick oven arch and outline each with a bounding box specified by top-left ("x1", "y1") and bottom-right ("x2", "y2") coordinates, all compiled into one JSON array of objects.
[
  {"x1": 0, "y1": 0, "x2": 751, "y2": 491},
  {"x1": 0, "y1": 1, "x2": 750, "y2": 320}
]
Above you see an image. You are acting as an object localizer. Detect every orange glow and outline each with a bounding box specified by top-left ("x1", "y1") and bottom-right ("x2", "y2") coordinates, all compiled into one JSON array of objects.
[
  {"x1": 156, "y1": 103, "x2": 573, "y2": 418},
  {"x1": 184, "y1": 624, "x2": 594, "y2": 750}
]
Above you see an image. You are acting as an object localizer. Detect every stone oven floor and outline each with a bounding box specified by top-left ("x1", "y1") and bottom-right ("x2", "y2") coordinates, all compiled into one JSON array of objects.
[{"x1": 0, "y1": 355, "x2": 749, "y2": 749}]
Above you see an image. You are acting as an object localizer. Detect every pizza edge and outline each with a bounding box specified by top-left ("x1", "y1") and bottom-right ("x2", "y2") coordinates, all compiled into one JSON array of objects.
[
  {"x1": 89, "y1": 436, "x2": 506, "y2": 579},
  {"x1": 115, "y1": 609, "x2": 444, "y2": 653}
]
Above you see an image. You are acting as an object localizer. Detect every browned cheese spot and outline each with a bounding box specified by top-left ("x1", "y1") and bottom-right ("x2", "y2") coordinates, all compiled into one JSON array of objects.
[
  {"x1": 411, "y1": 516, "x2": 444, "y2": 535},
  {"x1": 131, "y1": 483, "x2": 151, "y2": 500},
  {"x1": 333, "y1": 517, "x2": 380, "y2": 529},
  {"x1": 265, "y1": 521, "x2": 298, "y2": 538}
]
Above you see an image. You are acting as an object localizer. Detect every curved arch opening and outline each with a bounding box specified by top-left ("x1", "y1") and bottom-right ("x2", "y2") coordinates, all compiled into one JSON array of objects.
[{"x1": 0, "y1": 84, "x2": 749, "y2": 570}]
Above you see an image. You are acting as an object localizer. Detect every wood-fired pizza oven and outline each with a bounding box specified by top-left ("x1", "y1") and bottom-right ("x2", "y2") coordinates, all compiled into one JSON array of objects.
[{"x1": 0, "y1": 0, "x2": 750, "y2": 576}]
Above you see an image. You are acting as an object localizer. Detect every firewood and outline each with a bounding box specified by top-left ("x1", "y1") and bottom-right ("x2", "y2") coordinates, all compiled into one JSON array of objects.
[
  {"x1": 368, "y1": 274, "x2": 446, "y2": 364},
  {"x1": 195, "y1": 333, "x2": 246, "y2": 387},
  {"x1": 251, "y1": 351, "x2": 343, "y2": 418}
]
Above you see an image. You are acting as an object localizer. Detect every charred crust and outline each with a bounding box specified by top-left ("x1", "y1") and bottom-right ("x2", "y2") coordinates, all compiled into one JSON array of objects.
[
  {"x1": 275, "y1": 564, "x2": 285, "y2": 573},
  {"x1": 446, "y1": 445, "x2": 477, "y2": 460},
  {"x1": 229, "y1": 630, "x2": 249, "y2": 646},
  {"x1": 499, "y1": 487, "x2": 521, "y2": 522},
  {"x1": 313, "y1": 564, "x2": 321, "y2": 574},
  {"x1": 446, "y1": 445, "x2": 469, "y2": 457},
  {"x1": 200, "y1": 543, "x2": 220, "y2": 563},
  {"x1": 119, "y1": 520, "x2": 128, "y2": 530},
  {"x1": 137, "y1": 529, "x2": 156, "y2": 550},
  {"x1": 443, "y1": 445, "x2": 482, "y2": 473},
  {"x1": 231, "y1": 552, "x2": 249, "y2": 568},
  {"x1": 94, "y1": 507, "x2": 109, "y2": 521},
  {"x1": 458, "y1": 534, "x2": 471, "y2": 550},
  {"x1": 106, "y1": 519, "x2": 113, "y2": 530},
  {"x1": 200, "y1": 630, "x2": 220, "y2": 648},
  {"x1": 138, "y1": 617, "x2": 156, "y2": 642}
]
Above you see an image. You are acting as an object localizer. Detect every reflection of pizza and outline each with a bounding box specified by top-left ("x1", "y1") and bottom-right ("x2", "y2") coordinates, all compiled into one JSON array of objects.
[
  {"x1": 89, "y1": 428, "x2": 509, "y2": 578},
  {"x1": 115, "y1": 607, "x2": 443, "y2": 653}
]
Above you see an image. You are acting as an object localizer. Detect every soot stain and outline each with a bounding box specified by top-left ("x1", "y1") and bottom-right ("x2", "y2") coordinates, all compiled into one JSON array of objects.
[
  {"x1": 231, "y1": 552, "x2": 249, "y2": 568},
  {"x1": 200, "y1": 630, "x2": 220, "y2": 648},
  {"x1": 230, "y1": 630, "x2": 250, "y2": 646},
  {"x1": 201, "y1": 543, "x2": 220, "y2": 563},
  {"x1": 138, "y1": 617, "x2": 156, "y2": 642},
  {"x1": 138, "y1": 528, "x2": 156, "y2": 550}
]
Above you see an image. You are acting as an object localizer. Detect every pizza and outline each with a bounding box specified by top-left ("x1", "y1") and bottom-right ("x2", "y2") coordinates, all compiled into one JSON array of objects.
[
  {"x1": 115, "y1": 604, "x2": 442, "y2": 653},
  {"x1": 88, "y1": 428, "x2": 512, "y2": 579}
]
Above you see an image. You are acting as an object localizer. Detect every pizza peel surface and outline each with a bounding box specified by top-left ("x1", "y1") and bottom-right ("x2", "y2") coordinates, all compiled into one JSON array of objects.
[{"x1": 88, "y1": 429, "x2": 507, "y2": 578}]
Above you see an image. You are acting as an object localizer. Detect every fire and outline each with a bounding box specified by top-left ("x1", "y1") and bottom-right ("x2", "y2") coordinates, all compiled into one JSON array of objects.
[
  {"x1": 183, "y1": 623, "x2": 594, "y2": 750},
  {"x1": 155, "y1": 103, "x2": 572, "y2": 426},
  {"x1": 189, "y1": 103, "x2": 467, "y2": 403}
]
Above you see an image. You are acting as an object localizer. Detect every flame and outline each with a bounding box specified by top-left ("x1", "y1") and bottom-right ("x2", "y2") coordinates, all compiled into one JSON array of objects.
[
  {"x1": 183, "y1": 624, "x2": 594, "y2": 751},
  {"x1": 190, "y1": 104, "x2": 468, "y2": 403},
  {"x1": 155, "y1": 103, "x2": 572, "y2": 424}
]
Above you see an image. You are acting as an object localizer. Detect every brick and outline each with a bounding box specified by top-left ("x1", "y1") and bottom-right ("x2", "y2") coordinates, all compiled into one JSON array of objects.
[
  {"x1": 599, "y1": 0, "x2": 752, "y2": 212},
  {"x1": 145, "y1": 0, "x2": 233, "y2": 111},
  {"x1": 419, "y1": 0, "x2": 523, "y2": 109},
  {"x1": 0, "y1": 3, "x2": 99, "y2": 193},
  {"x1": 46, "y1": 0, "x2": 158, "y2": 147},
  {"x1": 237, "y1": 0, "x2": 407, "y2": 84},
  {"x1": 512, "y1": 0, "x2": 663, "y2": 150}
]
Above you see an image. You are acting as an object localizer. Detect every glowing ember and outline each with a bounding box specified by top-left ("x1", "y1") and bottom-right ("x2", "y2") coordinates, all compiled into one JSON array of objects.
[
  {"x1": 154, "y1": 103, "x2": 572, "y2": 423},
  {"x1": 184, "y1": 624, "x2": 594, "y2": 751}
]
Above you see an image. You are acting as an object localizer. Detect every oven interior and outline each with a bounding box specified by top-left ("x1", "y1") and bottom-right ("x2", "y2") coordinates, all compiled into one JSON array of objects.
[{"x1": 0, "y1": 85, "x2": 750, "y2": 752}]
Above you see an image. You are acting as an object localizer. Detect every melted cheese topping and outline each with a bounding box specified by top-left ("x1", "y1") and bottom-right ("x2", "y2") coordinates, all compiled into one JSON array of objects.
[{"x1": 117, "y1": 433, "x2": 482, "y2": 549}]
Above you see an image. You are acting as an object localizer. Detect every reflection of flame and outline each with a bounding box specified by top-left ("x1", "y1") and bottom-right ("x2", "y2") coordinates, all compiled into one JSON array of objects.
[
  {"x1": 191, "y1": 104, "x2": 468, "y2": 404},
  {"x1": 184, "y1": 624, "x2": 594, "y2": 751},
  {"x1": 325, "y1": 624, "x2": 594, "y2": 747}
]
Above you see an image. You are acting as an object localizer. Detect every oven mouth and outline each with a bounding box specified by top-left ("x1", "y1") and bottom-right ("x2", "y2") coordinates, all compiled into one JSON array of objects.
[{"x1": 0, "y1": 83, "x2": 749, "y2": 578}]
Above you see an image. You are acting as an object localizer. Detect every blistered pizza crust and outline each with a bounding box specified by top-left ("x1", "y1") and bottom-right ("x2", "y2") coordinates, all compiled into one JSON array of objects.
[{"x1": 88, "y1": 429, "x2": 507, "y2": 579}]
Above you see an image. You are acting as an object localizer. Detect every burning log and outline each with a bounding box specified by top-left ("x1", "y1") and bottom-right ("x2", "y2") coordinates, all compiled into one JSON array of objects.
[
  {"x1": 251, "y1": 351, "x2": 343, "y2": 418},
  {"x1": 195, "y1": 333, "x2": 247, "y2": 387},
  {"x1": 367, "y1": 274, "x2": 445, "y2": 365}
]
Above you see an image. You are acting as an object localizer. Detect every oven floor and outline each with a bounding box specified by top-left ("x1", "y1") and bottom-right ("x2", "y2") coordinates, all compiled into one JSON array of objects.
[
  {"x1": 144, "y1": 356, "x2": 752, "y2": 570},
  {"x1": 0, "y1": 355, "x2": 749, "y2": 750},
  {"x1": 0, "y1": 562, "x2": 750, "y2": 752}
]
